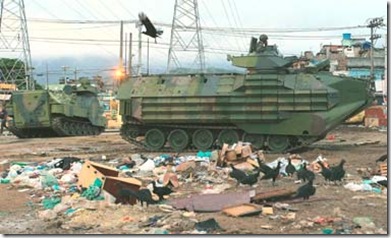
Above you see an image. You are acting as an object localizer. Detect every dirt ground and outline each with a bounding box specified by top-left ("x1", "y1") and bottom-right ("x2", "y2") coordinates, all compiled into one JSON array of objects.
[{"x1": 0, "y1": 125, "x2": 388, "y2": 235}]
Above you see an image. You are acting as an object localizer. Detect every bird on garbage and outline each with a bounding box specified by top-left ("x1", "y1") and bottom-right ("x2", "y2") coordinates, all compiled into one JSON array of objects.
[
  {"x1": 293, "y1": 179, "x2": 316, "y2": 200},
  {"x1": 377, "y1": 180, "x2": 387, "y2": 188},
  {"x1": 285, "y1": 158, "x2": 297, "y2": 176},
  {"x1": 137, "y1": 189, "x2": 158, "y2": 207},
  {"x1": 151, "y1": 181, "x2": 174, "y2": 201},
  {"x1": 329, "y1": 159, "x2": 346, "y2": 184},
  {"x1": 115, "y1": 182, "x2": 139, "y2": 205},
  {"x1": 138, "y1": 12, "x2": 163, "y2": 43},
  {"x1": 239, "y1": 169, "x2": 261, "y2": 186},
  {"x1": 317, "y1": 161, "x2": 332, "y2": 183},
  {"x1": 376, "y1": 154, "x2": 387, "y2": 163},
  {"x1": 258, "y1": 158, "x2": 282, "y2": 186},
  {"x1": 297, "y1": 162, "x2": 315, "y2": 182},
  {"x1": 229, "y1": 164, "x2": 247, "y2": 186}
]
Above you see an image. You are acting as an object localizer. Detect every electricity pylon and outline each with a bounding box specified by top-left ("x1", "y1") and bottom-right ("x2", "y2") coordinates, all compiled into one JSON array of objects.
[
  {"x1": 0, "y1": 0, "x2": 34, "y2": 90},
  {"x1": 167, "y1": 0, "x2": 205, "y2": 73}
]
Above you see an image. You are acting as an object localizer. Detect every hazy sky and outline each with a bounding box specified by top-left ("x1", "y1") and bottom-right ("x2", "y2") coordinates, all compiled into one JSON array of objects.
[{"x1": 2, "y1": 0, "x2": 388, "y2": 76}]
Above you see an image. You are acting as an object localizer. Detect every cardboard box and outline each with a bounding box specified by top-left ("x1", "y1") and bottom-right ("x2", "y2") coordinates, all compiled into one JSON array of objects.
[
  {"x1": 77, "y1": 160, "x2": 119, "y2": 189},
  {"x1": 225, "y1": 150, "x2": 237, "y2": 161},
  {"x1": 103, "y1": 176, "x2": 142, "y2": 205},
  {"x1": 241, "y1": 145, "x2": 252, "y2": 158}
]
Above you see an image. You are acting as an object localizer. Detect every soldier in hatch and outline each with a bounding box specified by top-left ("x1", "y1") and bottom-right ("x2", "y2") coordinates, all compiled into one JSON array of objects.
[{"x1": 256, "y1": 34, "x2": 268, "y2": 53}]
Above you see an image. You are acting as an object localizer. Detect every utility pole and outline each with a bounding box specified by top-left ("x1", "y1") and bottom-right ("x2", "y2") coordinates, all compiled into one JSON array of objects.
[
  {"x1": 45, "y1": 62, "x2": 49, "y2": 89},
  {"x1": 0, "y1": 0, "x2": 34, "y2": 90},
  {"x1": 118, "y1": 20, "x2": 124, "y2": 86},
  {"x1": 366, "y1": 17, "x2": 385, "y2": 80},
  {"x1": 128, "y1": 33, "x2": 132, "y2": 78},
  {"x1": 61, "y1": 66, "x2": 69, "y2": 83},
  {"x1": 124, "y1": 33, "x2": 128, "y2": 75},
  {"x1": 167, "y1": 0, "x2": 205, "y2": 73},
  {"x1": 137, "y1": 22, "x2": 142, "y2": 76},
  {"x1": 74, "y1": 67, "x2": 79, "y2": 82}
]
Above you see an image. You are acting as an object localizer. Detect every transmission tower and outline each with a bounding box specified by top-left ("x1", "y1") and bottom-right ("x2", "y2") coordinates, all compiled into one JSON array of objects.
[
  {"x1": 0, "y1": 0, "x2": 34, "y2": 90},
  {"x1": 167, "y1": 0, "x2": 205, "y2": 73}
]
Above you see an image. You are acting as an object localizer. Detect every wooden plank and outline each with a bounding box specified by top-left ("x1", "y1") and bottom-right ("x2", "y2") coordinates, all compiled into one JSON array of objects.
[{"x1": 252, "y1": 188, "x2": 297, "y2": 202}]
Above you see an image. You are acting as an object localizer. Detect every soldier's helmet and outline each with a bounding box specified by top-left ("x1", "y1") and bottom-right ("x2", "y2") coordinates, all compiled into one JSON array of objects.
[{"x1": 259, "y1": 34, "x2": 268, "y2": 43}]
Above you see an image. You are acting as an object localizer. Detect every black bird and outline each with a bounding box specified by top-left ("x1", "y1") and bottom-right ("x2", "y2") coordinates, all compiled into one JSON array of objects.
[
  {"x1": 377, "y1": 180, "x2": 387, "y2": 188},
  {"x1": 285, "y1": 158, "x2": 296, "y2": 176},
  {"x1": 297, "y1": 162, "x2": 315, "y2": 182},
  {"x1": 317, "y1": 161, "x2": 332, "y2": 183},
  {"x1": 151, "y1": 181, "x2": 174, "y2": 201},
  {"x1": 329, "y1": 159, "x2": 346, "y2": 184},
  {"x1": 239, "y1": 169, "x2": 261, "y2": 186},
  {"x1": 137, "y1": 189, "x2": 158, "y2": 207},
  {"x1": 229, "y1": 164, "x2": 247, "y2": 186},
  {"x1": 293, "y1": 179, "x2": 316, "y2": 200},
  {"x1": 376, "y1": 154, "x2": 387, "y2": 163},
  {"x1": 259, "y1": 160, "x2": 282, "y2": 186},
  {"x1": 115, "y1": 182, "x2": 139, "y2": 205},
  {"x1": 138, "y1": 12, "x2": 163, "y2": 43}
]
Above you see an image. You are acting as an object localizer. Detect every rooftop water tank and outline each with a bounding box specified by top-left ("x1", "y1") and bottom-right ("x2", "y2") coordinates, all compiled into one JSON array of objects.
[
  {"x1": 342, "y1": 33, "x2": 352, "y2": 40},
  {"x1": 362, "y1": 41, "x2": 371, "y2": 50}
]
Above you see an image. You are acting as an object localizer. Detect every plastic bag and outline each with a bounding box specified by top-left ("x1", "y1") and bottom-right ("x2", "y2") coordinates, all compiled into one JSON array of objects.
[{"x1": 41, "y1": 172, "x2": 59, "y2": 188}]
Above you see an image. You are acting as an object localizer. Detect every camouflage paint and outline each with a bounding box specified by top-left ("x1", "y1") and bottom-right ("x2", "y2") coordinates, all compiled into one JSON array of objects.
[
  {"x1": 6, "y1": 79, "x2": 106, "y2": 137},
  {"x1": 117, "y1": 35, "x2": 375, "y2": 151}
]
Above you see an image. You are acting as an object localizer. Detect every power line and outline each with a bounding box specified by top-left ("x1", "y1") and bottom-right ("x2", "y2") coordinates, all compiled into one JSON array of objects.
[
  {"x1": 117, "y1": 0, "x2": 136, "y2": 19},
  {"x1": 24, "y1": 17, "x2": 374, "y2": 33},
  {"x1": 29, "y1": 0, "x2": 60, "y2": 19}
]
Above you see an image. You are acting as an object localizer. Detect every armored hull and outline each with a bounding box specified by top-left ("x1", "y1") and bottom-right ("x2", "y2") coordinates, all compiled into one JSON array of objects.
[
  {"x1": 117, "y1": 36, "x2": 374, "y2": 153},
  {"x1": 7, "y1": 80, "x2": 106, "y2": 138}
]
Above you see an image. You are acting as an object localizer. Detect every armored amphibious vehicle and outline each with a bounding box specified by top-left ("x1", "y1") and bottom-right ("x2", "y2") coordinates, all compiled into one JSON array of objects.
[
  {"x1": 118, "y1": 35, "x2": 374, "y2": 152},
  {"x1": 6, "y1": 79, "x2": 106, "y2": 138}
]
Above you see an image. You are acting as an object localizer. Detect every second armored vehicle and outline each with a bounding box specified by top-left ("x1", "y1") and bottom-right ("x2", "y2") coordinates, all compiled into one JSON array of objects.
[{"x1": 6, "y1": 79, "x2": 106, "y2": 138}]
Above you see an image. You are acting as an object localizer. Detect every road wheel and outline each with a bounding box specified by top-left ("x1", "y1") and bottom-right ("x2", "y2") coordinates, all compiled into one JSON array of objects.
[
  {"x1": 267, "y1": 135, "x2": 290, "y2": 152},
  {"x1": 242, "y1": 133, "x2": 265, "y2": 149},
  {"x1": 217, "y1": 129, "x2": 239, "y2": 146},
  {"x1": 168, "y1": 129, "x2": 189, "y2": 152},
  {"x1": 145, "y1": 128, "x2": 166, "y2": 151},
  {"x1": 192, "y1": 129, "x2": 214, "y2": 151}
]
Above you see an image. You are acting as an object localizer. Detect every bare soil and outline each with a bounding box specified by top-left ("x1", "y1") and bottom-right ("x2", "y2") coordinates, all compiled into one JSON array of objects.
[{"x1": 0, "y1": 125, "x2": 388, "y2": 234}]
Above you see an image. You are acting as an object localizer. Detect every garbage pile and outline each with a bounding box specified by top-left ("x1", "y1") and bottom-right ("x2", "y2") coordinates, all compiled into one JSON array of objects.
[{"x1": 0, "y1": 143, "x2": 387, "y2": 234}]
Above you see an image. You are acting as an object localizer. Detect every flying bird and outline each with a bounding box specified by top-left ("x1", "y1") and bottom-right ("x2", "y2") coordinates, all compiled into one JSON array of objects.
[{"x1": 138, "y1": 12, "x2": 163, "y2": 43}]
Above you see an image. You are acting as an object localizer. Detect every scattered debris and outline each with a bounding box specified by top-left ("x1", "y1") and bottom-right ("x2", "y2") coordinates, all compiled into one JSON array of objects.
[{"x1": 169, "y1": 191, "x2": 251, "y2": 212}]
